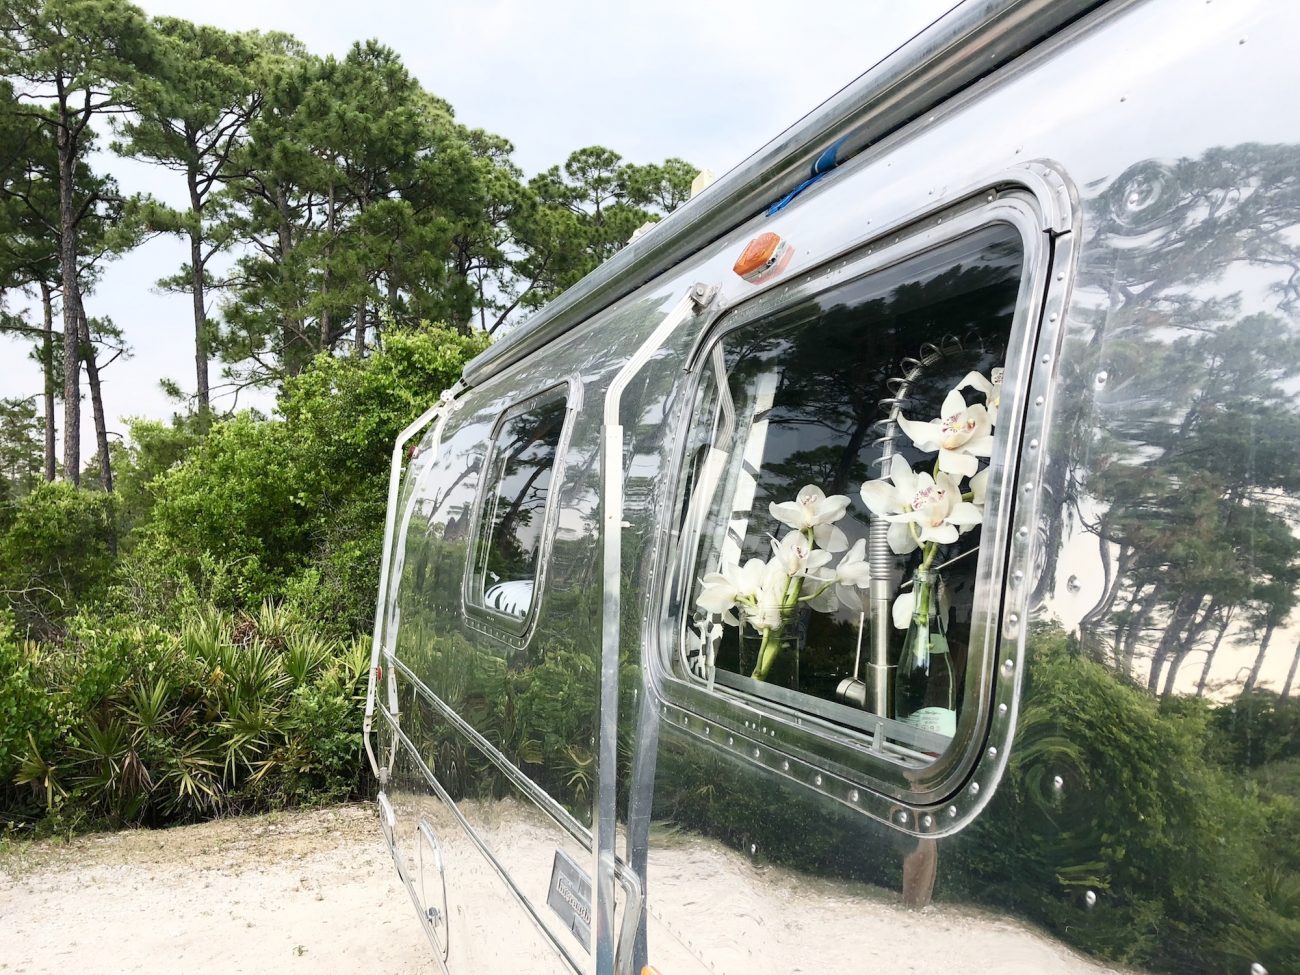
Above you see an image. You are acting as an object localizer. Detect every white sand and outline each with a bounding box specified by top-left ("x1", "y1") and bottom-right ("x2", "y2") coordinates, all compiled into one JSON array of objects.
[
  {"x1": 0, "y1": 805, "x2": 428, "y2": 975},
  {"x1": 0, "y1": 802, "x2": 1133, "y2": 975}
]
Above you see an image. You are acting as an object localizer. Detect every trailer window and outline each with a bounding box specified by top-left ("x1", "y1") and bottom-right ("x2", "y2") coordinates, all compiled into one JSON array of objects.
[
  {"x1": 674, "y1": 224, "x2": 1023, "y2": 767},
  {"x1": 467, "y1": 388, "x2": 569, "y2": 626}
]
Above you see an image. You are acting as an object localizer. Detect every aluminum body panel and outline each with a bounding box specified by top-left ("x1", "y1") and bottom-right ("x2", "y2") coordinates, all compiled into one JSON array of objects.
[{"x1": 372, "y1": 0, "x2": 1300, "y2": 973}]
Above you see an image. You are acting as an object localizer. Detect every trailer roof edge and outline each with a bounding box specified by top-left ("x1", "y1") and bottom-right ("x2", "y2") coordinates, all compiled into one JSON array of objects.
[{"x1": 460, "y1": 0, "x2": 1106, "y2": 388}]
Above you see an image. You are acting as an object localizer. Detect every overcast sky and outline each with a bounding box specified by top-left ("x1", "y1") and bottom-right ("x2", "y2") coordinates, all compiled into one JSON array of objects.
[{"x1": 0, "y1": 0, "x2": 957, "y2": 453}]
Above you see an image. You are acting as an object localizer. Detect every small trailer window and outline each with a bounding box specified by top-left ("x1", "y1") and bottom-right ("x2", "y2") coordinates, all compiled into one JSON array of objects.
[
  {"x1": 675, "y1": 223, "x2": 1024, "y2": 769},
  {"x1": 467, "y1": 388, "x2": 569, "y2": 626}
]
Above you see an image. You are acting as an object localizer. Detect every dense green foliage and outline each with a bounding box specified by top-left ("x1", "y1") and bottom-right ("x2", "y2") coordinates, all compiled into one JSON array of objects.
[
  {"x1": 947, "y1": 628, "x2": 1300, "y2": 975},
  {"x1": 0, "y1": 481, "x2": 116, "y2": 639},
  {"x1": 2, "y1": 602, "x2": 368, "y2": 829},
  {"x1": 0, "y1": 325, "x2": 485, "y2": 831}
]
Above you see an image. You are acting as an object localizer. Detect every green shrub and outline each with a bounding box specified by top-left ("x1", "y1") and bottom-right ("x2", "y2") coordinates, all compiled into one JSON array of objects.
[
  {"x1": 2, "y1": 603, "x2": 369, "y2": 832},
  {"x1": 0, "y1": 482, "x2": 117, "y2": 639}
]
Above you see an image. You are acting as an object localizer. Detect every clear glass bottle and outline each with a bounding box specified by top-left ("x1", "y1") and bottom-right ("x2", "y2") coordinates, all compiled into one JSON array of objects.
[{"x1": 894, "y1": 567, "x2": 956, "y2": 738}]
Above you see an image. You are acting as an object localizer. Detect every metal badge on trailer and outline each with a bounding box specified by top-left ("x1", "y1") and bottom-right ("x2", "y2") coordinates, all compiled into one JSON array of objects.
[{"x1": 546, "y1": 849, "x2": 592, "y2": 951}]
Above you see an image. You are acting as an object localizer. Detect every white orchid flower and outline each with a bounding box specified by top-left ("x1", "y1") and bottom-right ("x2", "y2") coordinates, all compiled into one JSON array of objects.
[
  {"x1": 859, "y1": 455, "x2": 926, "y2": 555},
  {"x1": 806, "y1": 537, "x2": 872, "y2": 613},
  {"x1": 884, "y1": 471, "x2": 983, "y2": 548},
  {"x1": 696, "y1": 557, "x2": 768, "y2": 623},
  {"x1": 897, "y1": 388, "x2": 994, "y2": 478},
  {"x1": 959, "y1": 367, "x2": 1004, "y2": 427},
  {"x1": 745, "y1": 561, "x2": 793, "y2": 631},
  {"x1": 770, "y1": 530, "x2": 832, "y2": 579},
  {"x1": 769, "y1": 484, "x2": 850, "y2": 552},
  {"x1": 891, "y1": 581, "x2": 953, "y2": 631}
]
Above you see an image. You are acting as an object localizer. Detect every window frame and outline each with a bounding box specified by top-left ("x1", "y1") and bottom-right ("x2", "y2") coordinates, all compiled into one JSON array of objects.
[
  {"x1": 462, "y1": 381, "x2": 578, "y2": 646},
  {"x1": 648, "y1": 183, "x2": 1068, "y2": 829}
]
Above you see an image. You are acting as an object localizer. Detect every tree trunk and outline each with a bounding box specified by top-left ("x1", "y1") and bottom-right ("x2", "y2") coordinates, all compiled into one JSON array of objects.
[
  {"x1": 1120, "y1": 583, "x2": 1160, "y2": 681},
  {"x1": 39, "y1": 280, "x2": 56, "y2": 482},
  {"x1": 1147, "y1": 592, "x2": 1201, "y2": 693},
  {"x1": 1242, "y1": 617, "x2": 1278, "y2": 694},
  {"x1": 187, "y1": 166, "x2": 210, "y2": 416},
  {"x1": 1196, "y1": 611, "x2": 1234, "y2": 697},
  {"x1": 56, "y1": 127, "x2": 81, "y2": 486},
  {"x1": 353, "y1": 300, "x2": 365, "y2": 357},
  {"x1": 1281, "y1": 638, "x2": 1300, "y2": 702},
  {"x1": 1161, "y1": 596, "x2": 1223, "y2": 699},
  {"x1": 78, "y1": 305, "x2": 112, "y2": 493},
  {"x1": 320, "y1": 181, "x2": 334, "y2": 351},
  {"x1": 275, "y1": 183, "x2": 304, "y2": 376}
]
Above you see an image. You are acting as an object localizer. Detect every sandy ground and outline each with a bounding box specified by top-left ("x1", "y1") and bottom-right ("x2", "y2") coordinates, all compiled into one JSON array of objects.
[
  {"x1": 0, "y1": 805, "x2": 429, "y2": 975},
  {"x1": 0, "y1": 802, "x2": 1132, "y2": 975}
]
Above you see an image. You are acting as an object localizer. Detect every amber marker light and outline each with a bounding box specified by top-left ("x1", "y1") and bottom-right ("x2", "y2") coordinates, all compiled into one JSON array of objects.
[
  {"x1": 733, "y1": 230, "x2": 793, "y2": 284},
  {"x1": 641, "y1": 966, "x2": 664, "y2": 975}
]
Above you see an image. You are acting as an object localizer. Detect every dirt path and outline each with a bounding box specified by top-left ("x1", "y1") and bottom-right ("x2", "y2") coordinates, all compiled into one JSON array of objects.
[{"x1": 0, "y1": 805, "x2": 430, "y2": 974}]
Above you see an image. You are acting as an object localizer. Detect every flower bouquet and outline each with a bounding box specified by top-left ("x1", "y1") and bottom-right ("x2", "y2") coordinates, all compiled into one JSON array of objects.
[
  {"x1": 693, "y1": 360, "x2": 1002, "y2": 736},
  {"x1": 858, "y1": 367, "x2": 1001, "y2": 735}
]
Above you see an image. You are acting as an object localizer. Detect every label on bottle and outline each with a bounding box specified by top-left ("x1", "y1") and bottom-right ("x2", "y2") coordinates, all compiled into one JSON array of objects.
[{"x1": 902, "y1": 707, "x2": 957, "y2": 738}]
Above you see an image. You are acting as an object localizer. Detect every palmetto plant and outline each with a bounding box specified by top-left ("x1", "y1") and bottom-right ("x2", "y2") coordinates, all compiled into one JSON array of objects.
[{"x1": 9, "y1": 602, "x2": 367, "y2": 827}]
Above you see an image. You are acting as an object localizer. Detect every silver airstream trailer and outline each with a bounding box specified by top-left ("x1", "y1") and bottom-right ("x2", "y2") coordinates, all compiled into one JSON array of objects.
[{"x1": 363, "y1": 1, "x2": 1300, "y2": 972}]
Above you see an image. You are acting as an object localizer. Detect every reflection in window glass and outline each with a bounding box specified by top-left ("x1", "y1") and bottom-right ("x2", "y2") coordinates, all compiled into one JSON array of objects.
[
  {"x1": 680, "y1": 226, "x2": 1024, "y2": 763},
  {"x1": 471, "y1": 390, "x2": 568, "y2": 621}
]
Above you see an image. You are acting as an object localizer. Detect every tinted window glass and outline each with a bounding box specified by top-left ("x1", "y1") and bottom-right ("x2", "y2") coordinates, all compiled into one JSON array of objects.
[
  {"x1": 679, "y1": 225, "x2": 1023, "y2": 764},
  {"x1": 470, "y1": 390, "x2": 568, "y2": 621}
]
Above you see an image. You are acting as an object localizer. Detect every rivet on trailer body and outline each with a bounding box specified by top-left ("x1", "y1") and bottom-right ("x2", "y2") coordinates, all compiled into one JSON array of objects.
[
  {"x1": 1251, "y1": 964, "x2": 1269, "y2": 975},
  {"x1": 968, "y1": 782, "x2": 980, "y2": 796},
  {"x1": 921, "y1": 814, "x2": 933, "y2": 829},
  {"x1": 1084, "y1": 890, "x2": 1098, "y2": 908},
  {"x1": 815, "y1": 774, "x2": 824, "y2": 786},
  {"x1": 998, "y1": 703, "x2": 1009, "y2": 716},
  {"x1": 947, "y1": 805, "x2": 958, "y2": 818},
  {"x1": 897, "y1": 812, "x2": 908, "y2": 825},
  {"x1": 850, "y1": 789, "x2": 860, "y2": 802},
  {"x1": 1002, "y1": 658, "x2": 1016, "y2": 677},
  {"x1": 1053, "y1": 775, "x2": 1064, "y2": 790},
  {"x1": 1034, "y1": 395, "x2": 1045, "y2": 406},
  {"x1": 987, "y1": 747, "x2": 998, "y2": 759}
]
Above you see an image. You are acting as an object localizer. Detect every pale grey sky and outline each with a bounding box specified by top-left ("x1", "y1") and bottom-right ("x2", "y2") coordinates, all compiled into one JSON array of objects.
[{"x1": 0, "y1": 0, "x2": 956, "y2": 455}]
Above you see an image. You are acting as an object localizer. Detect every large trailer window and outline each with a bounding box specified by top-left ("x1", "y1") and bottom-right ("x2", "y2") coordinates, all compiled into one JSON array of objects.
[
  {"x1": 674, "y1": 224, "x2": 1023, "y2": 769},
  {"x1": 467, "y1": 388, "x2": 569, "y2": 627}
]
